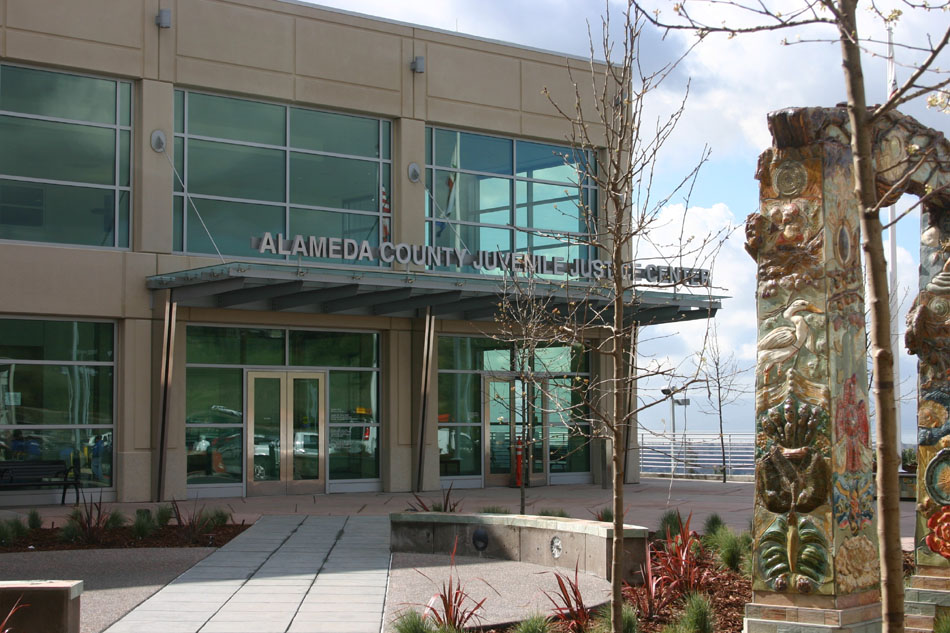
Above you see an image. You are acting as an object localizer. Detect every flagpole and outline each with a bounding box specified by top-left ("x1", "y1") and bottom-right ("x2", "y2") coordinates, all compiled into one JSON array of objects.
[{"x1": 886, "y1": 25, "x2": 903, "y2": 453}]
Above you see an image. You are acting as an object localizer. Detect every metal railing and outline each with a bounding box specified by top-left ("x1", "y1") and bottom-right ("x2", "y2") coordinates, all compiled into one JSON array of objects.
[{"x1": 638, "y1": 432, "x2": 755, "y2": 480}]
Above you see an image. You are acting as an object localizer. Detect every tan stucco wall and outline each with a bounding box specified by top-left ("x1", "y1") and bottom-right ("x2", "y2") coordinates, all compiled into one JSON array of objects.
[{"x1": 0, "y1": 0, "x2": 611, "y2": 501}]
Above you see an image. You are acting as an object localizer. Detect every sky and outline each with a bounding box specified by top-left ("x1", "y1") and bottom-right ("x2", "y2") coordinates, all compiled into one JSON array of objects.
[{"x1": 297, "y1": 0, "x2": 949, "y2": 445}]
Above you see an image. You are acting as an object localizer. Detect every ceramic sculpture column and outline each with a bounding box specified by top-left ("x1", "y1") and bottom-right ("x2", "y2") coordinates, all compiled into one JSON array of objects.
[
  {"x1": 906, "y1": 205, "x2": 950, "y2": 621},
  {"x1": 744, "y1": 109, "x2": 881, "y2": 633}
]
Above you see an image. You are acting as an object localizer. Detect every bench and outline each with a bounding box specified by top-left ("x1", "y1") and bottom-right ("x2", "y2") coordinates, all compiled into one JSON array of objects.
[
  {"x1": 390, "y1": 512, "x2": 649, "y2": 584},
  {"x1": 0, "y1": 460, "x2": 80, "y2": 505}
]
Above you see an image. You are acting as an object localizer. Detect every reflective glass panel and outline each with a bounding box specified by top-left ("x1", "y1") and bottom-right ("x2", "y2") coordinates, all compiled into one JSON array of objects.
[
  {"x1": 437, "y1": 337, "x2": 511, "y2": 371},
  {"x1": 516, "y1": 181, "x2": 584, "y2": 233},
  {"x1": 437, "y1": 374, "x2": 480, "y2": 425},
  {"x1": 0, "y1": 180, "x2": 117, "y2": 247},
  {"x1": 185, "y1": 368, "x2": 243, "y2": 424},
  {"x1": 290, "y1": 153, "x2": 377, "y2": 211},
  {"x1": 435, "y1": 129, "x2": 512, "y2": 175},
  {"x1": 292, "y1": 377, "x2": 321, "y2": 481},
  {"x1": 549, "y1": 423, "x2": 590, "y2": 473},
  {"x1": 516, "y1": 141, "x2": 582, "y2": 184},
  {"x1": 188, "y1": 93, "x2": 285, "y2": 145},
  {"x1": 289, "y1": 208, "x2": 378, "y2": 265},
  {"x1": 0, "y1": 116, "x2": 115, "y2": 185},
  {"x1": 328, "y1": 371, "x2": 377, "y2": 424},
  {"x1": 290, "y1": 108, "x2": 378, "y2": 157},
  {"x1": 0, "y1": 363, "x2": 113, "y2": 426},
  {"x1": 120, "y1": 130, "x2": 131, "y2": 187},
  {"x1": 438, "y1": 426, "x2": 481, "y2": 476},
  {"x1": 328, "y1": 426, "x2": 378, "y2": 479},
  {"x1": 119, "y1": 83, "x2": 131, "y2": 127},
  {"x1": 431, "y1": 171, "x2": 510, "y2": 224},
  {"x1": 174, "y1": 90, "x2": 184, "y2": 134},
  {"x1": 185, "y1": 198, "x2": 284, "y2": 258},
  {"x1": 428, "y1": 222, "x2": 510, "y2": 274},
  {"x1": 0, "y1": 66, "x2": 116, "y2": 124},
  {"x1": 186, "y1": 427, "x2": 242, "y2": 485},
  {"x1": 533, "y1": 345, "x2": 589, "y2": 373},
  {"x1": 188, "y1": 139, "x2": 284, "y2": 202},
  {"x1": 0, "y1": 320, "x2": 113, "y2": 361},
  {"x1": 173, "y1": 197, "x2": 183, "y2": 251},
  {"x1": 118, "y1": 191, "x2": 129, "y2": 249},
  {"x1": 290, "y1": 332, "x2": 378, "y2": 368},
  {"x1": 0, "y1": 427, "x2": 113, "y2": 487},
  {"x1": 187, "y1": 326, "x2": 285, "y2": 366},
  {"x1": 381, "y1": 120, "x2": 391, "y2": 160},
  {"x1": 488, "y1": 381, "x2": 511, "y2": 475},
  {"x1": 173, "y1": 139, "x2": 184, "y2": 193},
  {"x1": 251, "y1": 377, "x2": 281, "y2": 482}
]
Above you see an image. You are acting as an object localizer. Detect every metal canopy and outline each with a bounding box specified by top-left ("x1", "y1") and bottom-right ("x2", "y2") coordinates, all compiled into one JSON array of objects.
[{"x1": 146, "y1": 262, "x2": 724, "y2": 324}]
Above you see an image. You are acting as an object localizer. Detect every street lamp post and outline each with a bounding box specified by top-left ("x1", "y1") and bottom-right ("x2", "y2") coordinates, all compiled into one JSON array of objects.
[{"x1": 661, "y1": 387, "x2": 690, "y2": 476}]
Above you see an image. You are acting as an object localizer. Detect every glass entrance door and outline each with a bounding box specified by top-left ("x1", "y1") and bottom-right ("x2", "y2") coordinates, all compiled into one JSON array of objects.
[
  {"x1": 246, "y1": 371, "x2": 324, "y2": 496},
  {"x1": 484, "y1": 378, "x2": 546, "y2": 487}
]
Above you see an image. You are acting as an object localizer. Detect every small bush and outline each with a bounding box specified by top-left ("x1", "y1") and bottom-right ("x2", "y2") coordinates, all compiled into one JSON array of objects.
[
  {"x1": 105, "y1": 511, "x2": 127, "y2": 530},
  {"x1": 479, "y1": 506, "x2": 510, "y2": 514},
  {"x1": 656, "y1": 509, "x2": 682, "y2": 540},
  {"x1": 511, "y1": 613, "x2": 552, "y2": 633},
  {"x1": 392, "y1": 610, "x2": 434, "y2": 633},
  {"x1": 59, "y1": 521, "x2": 81, "y2": 543},
  {"x1": 6, "y1": 518, "x2": 28, "y2": 541},
  {"x1": 155, "y1": 505, "x2": 173, "y2": 527},
  {"x1": 132, "y1": 510, "x2": 157, "y2": 539},
  {"x1": 538, "y1": 508, "x2": 570, "y2": 518},
  {"x1": 701, "y1": 513, "x2": 724, "y2": 536},
  {"x1": 680, "y1": 593, "x2": 716, "y2": 633},
  {"x1": 0, "y1": 521, "x2": 11, "y2": 546},
  {"x1": 935, "y1": 611, "x2": 950, "y2": 633},
  {"x1": 592, "y1": 506, "x2": 613, "y2": 523},
  {"x1": 592, "y1": 604, "x2": 637, "y2": 633},
  {"x1": 706, "y1": 525, "x2": 747, "y2": 572},
  {"x1": 27, "y1": 509, "x2": 42, "y2": 530},
  {"x1": 209, "y1": 508, "x2": 232, "y2": 528}
]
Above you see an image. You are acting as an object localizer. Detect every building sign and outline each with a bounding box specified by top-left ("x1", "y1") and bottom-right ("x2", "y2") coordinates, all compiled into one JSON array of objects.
[{"x1": 251, "y1": 233, "x2": 711, "y2": 287}]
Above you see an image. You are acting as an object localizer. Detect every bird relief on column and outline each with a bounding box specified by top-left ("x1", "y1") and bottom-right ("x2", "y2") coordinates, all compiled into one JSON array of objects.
[{"x1": 747, "y1": 151, "x2": 834, "y2": 595}]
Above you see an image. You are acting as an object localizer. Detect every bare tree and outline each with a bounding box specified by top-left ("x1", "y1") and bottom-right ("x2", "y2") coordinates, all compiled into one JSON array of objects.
[
  {"x1": 487, "y1": 5, "x2": 729, "y2": 631},
  {"x1": 696, "y1": 322, "x2": 750, "y2": 483},
  {"x1": 631, "y1": 2, "x2": 950, "y2": 630}
]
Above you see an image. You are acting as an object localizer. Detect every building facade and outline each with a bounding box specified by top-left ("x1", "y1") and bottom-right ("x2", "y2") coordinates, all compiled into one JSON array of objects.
[{"x1": 0, "y1": 0, "x2": 719, "y2": 504}]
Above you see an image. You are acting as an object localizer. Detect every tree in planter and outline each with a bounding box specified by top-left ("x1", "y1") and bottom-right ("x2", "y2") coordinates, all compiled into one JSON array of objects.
[
  {"x1": 630, "y1": 2, "x2": 949, "y2": 631},
  {"x1": 492, "y1": 5, "x2": 730, "y2": 631}
]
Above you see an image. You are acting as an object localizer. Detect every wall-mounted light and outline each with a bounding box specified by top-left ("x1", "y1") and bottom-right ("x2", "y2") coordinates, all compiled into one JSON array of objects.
[
  {"x1": 410, "y1": 56, "x2": 425, "y2": 74},
  {"x1": 155, "y1": 9, "x2": 172, "y2": 29},
  {"x1": 150, "y1": 130, "x2": 167, "y2": 153},
  {"x1": 407, "y1": 162, "x2": 421, "y2": 183}
]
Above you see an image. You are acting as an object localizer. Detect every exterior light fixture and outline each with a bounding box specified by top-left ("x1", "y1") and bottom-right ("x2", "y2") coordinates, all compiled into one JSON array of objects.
[
  {"x1": 407, "y1": 162, "x2": 421, "y2": 183},
  {"x1": 410, "y1": 56, "x2": 425, "y2": 73},
  {"x1": 155, "y1": 9, "x2": 172, "y2": 29},
  {"x1": 150, "y1": 130, "x2": 167, "y2": 153}
]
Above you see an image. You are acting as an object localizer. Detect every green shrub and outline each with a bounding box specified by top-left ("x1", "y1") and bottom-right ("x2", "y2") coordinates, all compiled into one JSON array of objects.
[
  {"x1": 6, "y1": 518, "x2": 28, "y2": 541},
  {"x1": 209, "y1": 508, "x2": 232, "y2": 528},
  {"x1": 155, "y1": 505, "x2": 173, "y2": 527},
  {"x1": 59, "y1": 521, "x2": 81, "y2": 543},
  {"x1": 105, "y1": 510, "x2": 127, "y2": 530},
  {"x1": 0, "y1": 521, "x2": 11, "y2": 546},
  {"x1": 479, "y1": 506, "x2": 511, "y2": 514},
  {"x1": 702, "y1": 513, "x2": 724, "y2": 536},
  {"x1": 680, "y1": 593, "x2": 716, "y2": 633},
  {"x1": 656, "y1": 509, "x2": 682, "y2": 540},
  {"x1": 27, "y1": 509, "x2": 42, "y2": 530},
  {"x1": 935, "y1": 611, "x2": 950, "y2": 633},
  {"x1": 538, "y1": 508, "x2": 570, "y2": 518},
  {"x1": 391, "y1": 610, "x2": 435, "y2": 633},
  {"x1": 511, "y1": 614, "x2": 552, "y2": 633},
  {"x1": 592, "y1": 604, "x2": 637, "y2": 633},
  {"x1": 706, "y1": 525, "x2": 746, "y2": 571},
  {"x1": 592, "y1": 506, "x2": 614, "y2": 523},
  {"x1": 132, "y1": 511, "x2": 157, "y2": 539}
]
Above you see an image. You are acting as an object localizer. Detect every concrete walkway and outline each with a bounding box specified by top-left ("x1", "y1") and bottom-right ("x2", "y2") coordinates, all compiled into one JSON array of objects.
[{"x1": 103, "y1": 515, "x2": 391, "y2": 633}]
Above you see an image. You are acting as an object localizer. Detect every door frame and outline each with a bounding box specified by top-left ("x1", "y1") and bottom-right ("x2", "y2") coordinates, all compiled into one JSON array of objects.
[{"x1": 245, "y1": 370, "x2": 326, "y2": 496}]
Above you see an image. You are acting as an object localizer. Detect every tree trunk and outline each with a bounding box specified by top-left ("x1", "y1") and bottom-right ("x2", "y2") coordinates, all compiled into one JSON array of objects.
[{"x1": 836, "y1": 1, "x2": 904, "y2": 630}]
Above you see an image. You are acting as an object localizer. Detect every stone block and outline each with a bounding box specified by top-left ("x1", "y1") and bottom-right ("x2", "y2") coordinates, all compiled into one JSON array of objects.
[
  {"x1": 390, "y1": 521, "x2": 433, "y2": 553},
  {"x1": 0, "y1": 580, "x2": 83, "y2": 633}
]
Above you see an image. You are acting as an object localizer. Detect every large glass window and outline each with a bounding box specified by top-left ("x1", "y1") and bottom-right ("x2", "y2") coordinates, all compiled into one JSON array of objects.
[
  {"x1": 174, "y1": 91, "x2": 392, "y2": 262},
  {"x1": 437, "y1": 336, "x2": 591, "y2": 479},
  {"x1": 0, "y1": 319, "x2": 115, "y2": 488},
  {"x1": 0, "y1": 66, "x2": 132, "y2": 248},
  {"x1": 185, "y1": 326, "x2": 381, "y2": 485},
  {"x1": 426, "y1": 128, "x2": 596, "y2": 275}
]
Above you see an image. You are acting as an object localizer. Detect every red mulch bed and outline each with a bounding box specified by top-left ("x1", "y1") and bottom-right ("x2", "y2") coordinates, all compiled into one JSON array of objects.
[{"x1": 0, "y1": 524, "x2": 249, "y2": 552}]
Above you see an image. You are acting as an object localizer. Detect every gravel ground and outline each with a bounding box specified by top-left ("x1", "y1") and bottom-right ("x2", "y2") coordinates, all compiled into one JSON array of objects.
[
  {"x1": 0, "y1": 548, "x2": 214, "y2": 633},
  {"x1": 384, "y1": 552, "x2": 611, "y2": 632}
]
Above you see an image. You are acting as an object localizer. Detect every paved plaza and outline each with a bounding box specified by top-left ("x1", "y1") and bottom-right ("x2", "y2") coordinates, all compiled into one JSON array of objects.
[{"x1": 0, "y1": 478, "x2": 921, "y2": 633}]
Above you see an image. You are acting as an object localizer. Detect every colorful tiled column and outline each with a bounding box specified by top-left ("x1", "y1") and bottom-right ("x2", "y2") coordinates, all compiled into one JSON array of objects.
[{"x1": 744, "y1": 108, "x2": 881, "y2": 633}]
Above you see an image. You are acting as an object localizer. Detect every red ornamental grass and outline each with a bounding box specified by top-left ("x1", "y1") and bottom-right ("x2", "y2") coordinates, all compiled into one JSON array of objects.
[
  {"x1": 423, "y1": 537, "x2": 486, "y2": 631},
  {"x1": 544, "y1": 563, "x2": 591, "y2": 633},
  {"x1": 651, "y1": 511, "x2": 710, "y2": 597},
  {"x1": 1, "y1": 597, "x2": 28, "y2": 633},
  {"x1": 623, "y1": 548, "x2": 674, "y2": 621}
]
